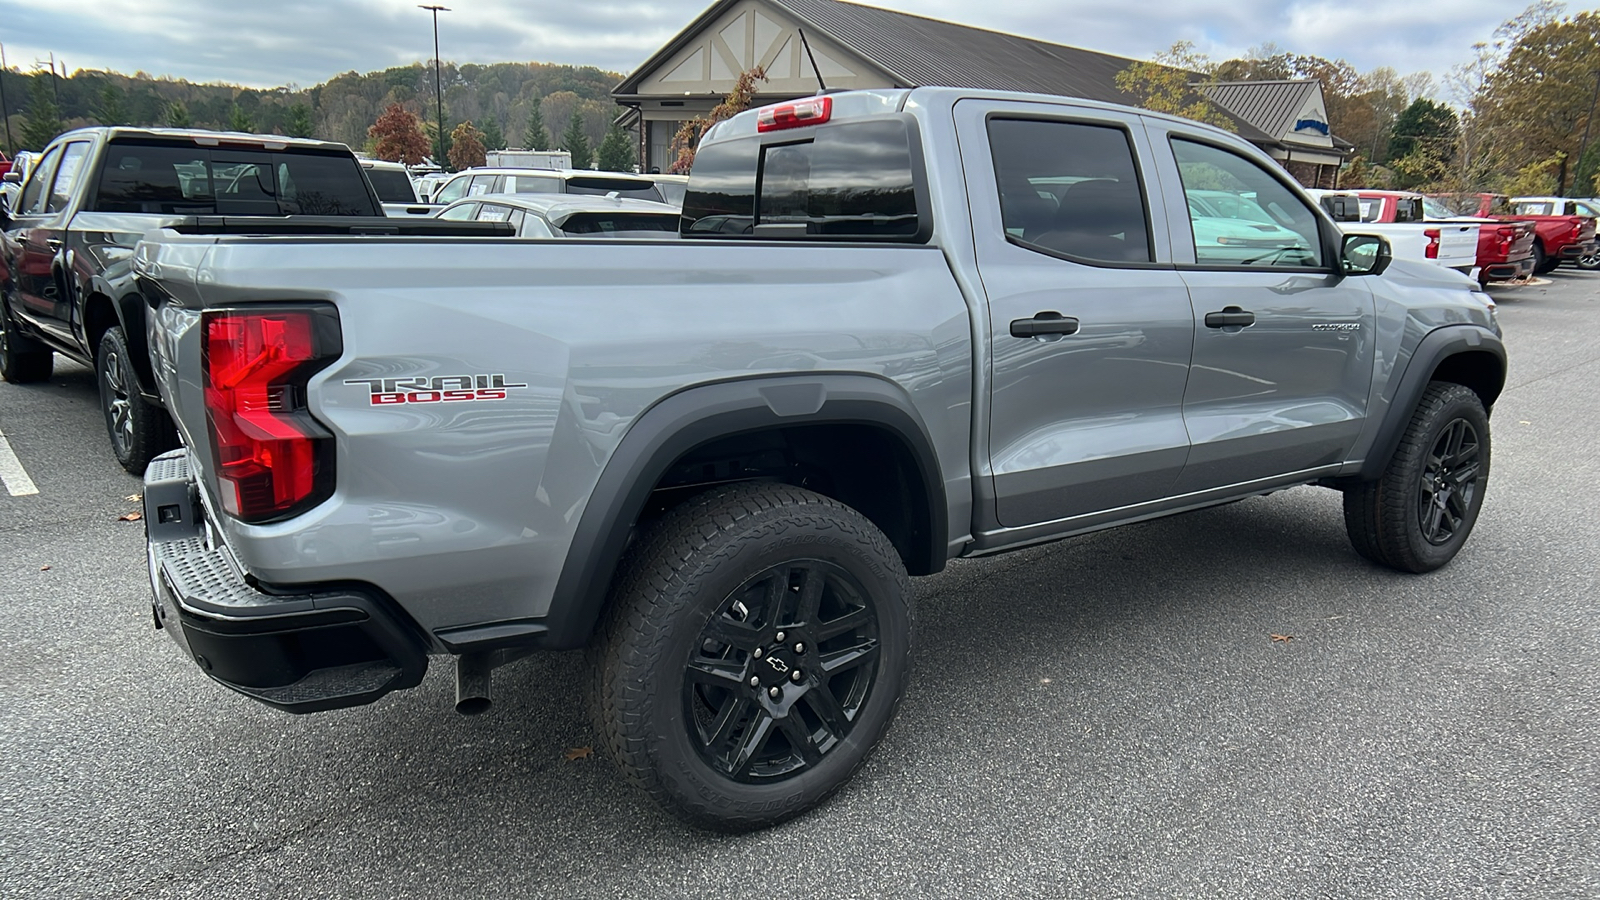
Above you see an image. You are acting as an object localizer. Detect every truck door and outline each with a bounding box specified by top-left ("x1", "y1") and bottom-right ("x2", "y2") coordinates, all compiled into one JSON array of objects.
[
  {"x1": 954, "y1": 100, "x2": 1195, "y2": 528},
  {"x1": 1143, "y1": 122, "x2": 1375, "y2": 493},
  {"x1": 12, "y1": 140, "x2": 91, "y2": 345}
]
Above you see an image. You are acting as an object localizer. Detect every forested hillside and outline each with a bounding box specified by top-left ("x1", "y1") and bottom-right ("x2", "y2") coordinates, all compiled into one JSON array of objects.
[{"x1": 0, "y1": 60, "x2": 624, "y2": 159}]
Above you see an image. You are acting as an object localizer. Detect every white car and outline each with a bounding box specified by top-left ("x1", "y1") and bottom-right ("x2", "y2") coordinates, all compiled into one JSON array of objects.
[
  {"x1": 425, "y1": 168, "x2": 666, "y2": 206},
  {"x1": 435, "y1": 192, "x2": 681, "y2": 238}
]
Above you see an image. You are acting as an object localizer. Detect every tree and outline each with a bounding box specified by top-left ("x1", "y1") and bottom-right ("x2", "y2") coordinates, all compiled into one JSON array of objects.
[
  {"x1": 448, "y1": 121, "x2": 486, "y2": 170},
  {"x1": 368, "y1": 104, "x2": 431, "y2": 165},
  {"x1": 21, "y1": 75, "x2": 63, "y2": 150},
  {"x1": 1115, "y1": 42, "x2": 1235, "y2": 131},
  {"x1": 285, "y1": 103, "x2": 314, "y2": 138},
  {"x1": 95, "y1": 83, "x2": 126, "y2": 126},
  {"x1": 523, "y1": 98, "x2": 550, "y2": 150},
  {"x1": 1388, "y1": 98, "x2": 1459, "y2": 183},
  {"x1": 561, "y1": 111, "x2": 592, "y2": 169},
  {"x1": 227, "y1": 104, "x2": 256, "y2": 133},
  {"x1": 668, "y1": 66, "x2": 767, "y2": 173},
  {"x1": 596, "y1": 123, "x2": 635, "y2": 171},
  {"x1": 1475, "y1": 7, "x2": 1600, "y2": 193},
  {"x1": 479, "y1": 115, "x2": 505, "y2": 152},
  {"x1": 166, "y1": 101, "x2": 192, "y2": 128}
]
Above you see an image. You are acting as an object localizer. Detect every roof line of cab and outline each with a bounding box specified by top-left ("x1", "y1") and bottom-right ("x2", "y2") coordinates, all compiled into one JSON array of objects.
[{"x1": 48, "y1": 125, "x2": 349, "y2": 150}]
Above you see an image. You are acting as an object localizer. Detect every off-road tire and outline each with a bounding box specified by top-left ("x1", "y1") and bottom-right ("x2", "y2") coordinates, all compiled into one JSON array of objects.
[
  {"x1": 0, "y1": 301, "x2": 53, "y2": 383},
  {"x1": 1343, "y1": 382, "x2": 1490, "y2": 573},
  {"x1": 587, "y1": 482, "x2": 913, "y2": 831},
  {"x1": 97, "y1": 326, "x2": 177, "y2": 474}
]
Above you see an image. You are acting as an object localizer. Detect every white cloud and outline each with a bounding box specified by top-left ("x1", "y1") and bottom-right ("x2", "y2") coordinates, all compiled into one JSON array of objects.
[{"x1": 0, "y1": 0, "x2": 1521, "y2": 93}]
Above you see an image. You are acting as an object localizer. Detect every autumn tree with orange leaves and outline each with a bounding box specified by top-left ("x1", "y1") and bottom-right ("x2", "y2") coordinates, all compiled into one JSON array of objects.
[
  {"x1": 668, "y1": 67, "x2": 767, "y2": 174},
  {"x1": 448, "y1": 121, "x2": 488, "y2": 170},
  {"x1": 367, "y1": 104, "x2": 431, "y2": 165}
]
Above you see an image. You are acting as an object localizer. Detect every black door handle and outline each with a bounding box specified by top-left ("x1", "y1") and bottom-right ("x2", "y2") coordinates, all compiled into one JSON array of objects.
[
  {"x1": 1204, "y1": 306, "x2": 1255, "y2": 328},
  {"x1": 1010, "y1": 311, "x2": 1080, "y2": 338}
]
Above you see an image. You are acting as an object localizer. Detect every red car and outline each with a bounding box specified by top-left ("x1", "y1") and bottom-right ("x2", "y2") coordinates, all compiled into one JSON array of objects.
[{"x1": 1432, "y1": 193, "x2": 1596, "y2": 274}]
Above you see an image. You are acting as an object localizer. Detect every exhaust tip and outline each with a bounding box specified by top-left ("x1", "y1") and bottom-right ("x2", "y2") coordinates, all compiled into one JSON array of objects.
[
  {"x1": 455, "y1": 695, "x2": 491, "y2": 716},
  {"x1": 455, "y1": 652, "x2": 493, "y2": 716}
]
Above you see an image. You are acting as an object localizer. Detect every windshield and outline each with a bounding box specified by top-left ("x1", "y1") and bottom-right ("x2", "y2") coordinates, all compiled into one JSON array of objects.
[{"x1": 558, "y1": 212, "x2": 678, "y2": 236}]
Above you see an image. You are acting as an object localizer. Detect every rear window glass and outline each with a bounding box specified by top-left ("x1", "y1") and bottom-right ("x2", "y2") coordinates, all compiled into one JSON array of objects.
[
  {"x1": 558, "y1": 213, "x2": 678, "y2": 235},
  {"x1": 365, "y1": 167, "x2": 416, "y2": 202},
  {"x1": 1393, "y1": 197, "x2": 1424, "y2": 222},
  {"x1": 94, "y1": 140, "x2": 379, "y2": 216},
  {"x1": 562, "y1": 176, "x2": 663, "y2": 203},
  {"x1": 681, "y1": 117, "x2": 922, "y2": 240}
]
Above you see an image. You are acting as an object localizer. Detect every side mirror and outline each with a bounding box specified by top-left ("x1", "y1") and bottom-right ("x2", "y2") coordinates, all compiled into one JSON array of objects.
[{"x1": 1342, "y1": 233, "x2": 1392, "y2": 276}]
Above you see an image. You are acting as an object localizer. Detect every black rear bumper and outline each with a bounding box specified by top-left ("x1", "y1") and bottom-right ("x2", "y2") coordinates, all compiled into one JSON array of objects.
[{"x1": 144, "y1": 451, "x2": 427, "y2": 713}]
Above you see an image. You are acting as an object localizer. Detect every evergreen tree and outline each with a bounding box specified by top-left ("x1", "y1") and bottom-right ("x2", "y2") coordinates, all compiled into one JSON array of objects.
[
  {"x1": 21, "y1": 75, "x2": 63, "y2": 150},
  {"x1": 166, "y1": 102, "x2": 192, "y2": 128},
  {"x1": 285, "y1": 103, "x2": 314, "y2": 138},
  {"x1": 95, "y1": 83, "x2": 127, "y2": 126},
  {"x1": 561, "y1": 111, "x2": 591, "y2": 169},
  {"x1": 1387, "y1": 98, "x2": 1458, "y2": 163},
  {"x1": 479, "y1": 115, "x2": 505, "y2": 152},
  {"x1": 227, "y1": 104, "x2": 256, "y2": 133},
  {"x1": 523, "y1": 99, "x2": 549, "y2": 150},
  {"x1": 596, "y1": 123, "x2": 635, "y2": 171}
]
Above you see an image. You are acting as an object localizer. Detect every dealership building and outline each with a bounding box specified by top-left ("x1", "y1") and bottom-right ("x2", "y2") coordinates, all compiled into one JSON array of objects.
[{"x1": 613, "y1": 0, "x2": 1350, "y2": 185}]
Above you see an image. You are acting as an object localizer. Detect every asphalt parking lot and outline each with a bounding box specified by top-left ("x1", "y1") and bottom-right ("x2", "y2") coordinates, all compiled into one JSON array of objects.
[{"x1": 2, "y1": 269, "x2": 1597, "y2": 899}]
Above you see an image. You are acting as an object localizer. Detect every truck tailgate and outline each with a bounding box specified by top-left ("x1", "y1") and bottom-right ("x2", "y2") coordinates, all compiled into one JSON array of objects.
[{"x1": 1434, "y1": 223, "x2": 1479, "y2": 269}]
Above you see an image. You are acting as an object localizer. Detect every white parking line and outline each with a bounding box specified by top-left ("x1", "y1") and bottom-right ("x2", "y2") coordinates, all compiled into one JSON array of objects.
[{"x1": 0, "y1": 428, "x2": 40, "y2": 496}]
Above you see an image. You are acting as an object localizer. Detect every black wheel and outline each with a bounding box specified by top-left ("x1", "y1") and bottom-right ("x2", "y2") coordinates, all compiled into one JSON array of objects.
[
  {"x1": 1531, "y1": 242, "x2": 1557, "y2": 275},
  {"x1": 97, "y1": 326, "x2": 176, "y2": 474},
  {"x1": 0, "y1": 301, "x2": 53, "y2": 383},
  {"x1": 1343, "y1": 382, "x2": 1490, "y2": 573},
  {"x1": 589, "y1": 482, "x2": 913, "y2": 831}
]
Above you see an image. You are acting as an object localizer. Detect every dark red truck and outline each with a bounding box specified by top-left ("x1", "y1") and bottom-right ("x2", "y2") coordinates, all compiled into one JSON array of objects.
[{"x1": 1432, "y1": 193, "x2": 1597, "y2": 275}]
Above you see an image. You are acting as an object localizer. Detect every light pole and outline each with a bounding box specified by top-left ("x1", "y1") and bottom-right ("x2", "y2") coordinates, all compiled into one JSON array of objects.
[{"x1": 419, "y1": 4, "x2": 450, "y2": 168}]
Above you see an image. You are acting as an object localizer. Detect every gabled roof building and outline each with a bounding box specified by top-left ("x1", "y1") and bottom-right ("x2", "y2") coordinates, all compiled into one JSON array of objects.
[{"x1": 613, "y1": 0, "x2": 1350, "y2": 186}]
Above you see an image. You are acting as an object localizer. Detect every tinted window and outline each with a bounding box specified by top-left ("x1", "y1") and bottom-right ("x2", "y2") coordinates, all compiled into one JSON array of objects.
[
  {"x1": 682, "y1": 117, "x2": 920, "y2": 239},
  {"x1": 562, "y1": 176, "x2": 663, "y2": 203},
  {"x1": 47, "y1": 142, "x2": 92, "y2": 213},
  {"x1": 506, "y1": 174, "x2": 560, "y2": 194},
  {"x1": 365, "y1": 167, "x2": 417, "y2": 202},
  {"x1": 19, "y1": 144, "x2": 62, "y2": 215},
  {"x1": 1393, "y1": 197, "x2": 1424, "y2": 222},
  {"x1": 989, "y1": 118, "x2": 1151, "y2": 264},
  {"x1": 557, "y1": 213, "x2": 678, "y2": 235},
  {"x1": 1172, "y1": 139, "x2": 1322, "y2": 268},
  {"x1": 93, "y1": 140, "x2": 378, "y2": 215}
]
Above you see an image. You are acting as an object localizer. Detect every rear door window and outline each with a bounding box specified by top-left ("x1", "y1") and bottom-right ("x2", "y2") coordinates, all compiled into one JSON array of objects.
[
  {"x1": 18, "y1": 144, "x2": 62, "y2": 215},
  {"x1": 364, "y1": 167, "x2": 417, "y2": 203},
  {"x1": 988, "y1": 118, "x2": 1152, "y2": 264},
  {"x1": 506, "y1": 174, "x2": 561, "y2": 194},
  {"x1": 47, "y1": 142, "x2": 92, "y2": 213}
]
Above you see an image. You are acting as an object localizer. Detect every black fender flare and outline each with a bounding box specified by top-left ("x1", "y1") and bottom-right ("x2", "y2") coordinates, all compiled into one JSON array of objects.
[
  {"x1": 535, "y1": 373, "x2": 948, "y2": 650},
  {"x1": 78, "y1": 269, "x2": 159, "y2": 399},
  {"x1": 1354, "y1": 323, "x2": 1505, "y2": 481}
]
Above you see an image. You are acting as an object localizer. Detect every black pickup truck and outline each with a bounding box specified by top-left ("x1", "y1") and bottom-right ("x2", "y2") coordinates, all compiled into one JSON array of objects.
[{"x1": 0, "y1": 128, "x2": 388, "y2": 472}]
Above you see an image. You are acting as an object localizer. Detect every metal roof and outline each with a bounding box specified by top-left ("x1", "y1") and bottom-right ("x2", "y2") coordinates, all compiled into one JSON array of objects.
[{"x1": 1197, "y1": 80, "x2": 1316, "y2": 143}]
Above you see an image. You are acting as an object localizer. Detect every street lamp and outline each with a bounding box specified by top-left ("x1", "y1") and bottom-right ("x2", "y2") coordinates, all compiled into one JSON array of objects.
[{"x1": 419, "y1": 4, "x2": 450, "y2": 168}]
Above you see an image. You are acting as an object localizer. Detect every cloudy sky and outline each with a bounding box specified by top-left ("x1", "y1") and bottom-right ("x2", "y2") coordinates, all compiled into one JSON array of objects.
[{"x1": 0, "y1": 0, "x2": 1534, "y2": 98}]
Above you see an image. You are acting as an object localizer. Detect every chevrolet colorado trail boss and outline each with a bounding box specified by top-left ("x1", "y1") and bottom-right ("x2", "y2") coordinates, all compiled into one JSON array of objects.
[
  {"x1": 0, "y1": 127, "x2": 404, "y2": 473},
  {"x1": 134, "y1": 89, "x2": 1506, "y2": 831}
]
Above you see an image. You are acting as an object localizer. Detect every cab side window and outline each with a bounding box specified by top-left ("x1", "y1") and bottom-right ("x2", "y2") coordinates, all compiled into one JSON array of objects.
[
  {"x1": 1171, "y1": 139, "x2": 1323, "y2": 268},
  {"x1": 988, "y1": 118, "x2": 1152, "y2": 264},
  {"x1": 18, "y1": 145, "x2": 63, "y2": 215},
  {"x1": 433, "y1": 176, "x2": 469, "y2": 205},
  {"x1": 47, "y1": 142, "x2": 91, "y2": 213},
  {"x1": 437, "y1": 202, "x2": 479, "y2": 221}
]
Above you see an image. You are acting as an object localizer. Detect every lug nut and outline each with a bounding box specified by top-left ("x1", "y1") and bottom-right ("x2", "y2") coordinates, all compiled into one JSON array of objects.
[
  {"x1": 749, "y1": 676, "x2": 760, "y2": 687},
  {"x1": 768, "y1": 686, "x2": 781, "y2": 699},
  {"x1": 775, "y1": 631, "x2": 786, "y2": 642},
  {"x1": 790, "y1": 669, "x2": 802, "y2": 682},
  {"x1": 753, "y1": 647, "x2": 764, "y2": 659},
  {"x1": 794, "y1": 642, "x2": 804, "y2": 654}
]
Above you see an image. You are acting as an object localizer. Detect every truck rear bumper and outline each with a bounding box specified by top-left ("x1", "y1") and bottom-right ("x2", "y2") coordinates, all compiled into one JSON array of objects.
[
  {"x1": 1559, "y1": 240, "x2": 1596, "y2": 259},
  {"x1": 1482, "y1": 255, "x2": 1536, "y2": 282},
  {"x1": 144, "y1": 451, "x2": 428, "y2": 713}
]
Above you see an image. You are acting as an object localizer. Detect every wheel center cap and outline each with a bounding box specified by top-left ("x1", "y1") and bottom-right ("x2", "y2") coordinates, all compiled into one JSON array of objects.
[{"x1": 755, "y1": 651, "x2": 795, "y2": 687}]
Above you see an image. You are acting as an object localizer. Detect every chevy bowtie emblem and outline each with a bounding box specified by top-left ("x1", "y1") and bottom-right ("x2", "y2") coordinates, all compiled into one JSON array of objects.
[{"x1": 767, "y1": 657, "x2": 790, "y2": 674}]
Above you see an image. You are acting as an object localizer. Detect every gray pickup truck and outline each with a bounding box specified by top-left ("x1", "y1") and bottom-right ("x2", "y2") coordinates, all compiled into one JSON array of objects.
[{"x1": 134, "y1": 88, "x2": 1505, "y2": 831}]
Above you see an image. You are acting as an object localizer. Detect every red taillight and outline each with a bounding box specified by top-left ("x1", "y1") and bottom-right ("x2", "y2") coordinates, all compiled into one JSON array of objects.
[
  {"x1": 1424, "y1": 228, "x2": 1440, "y2": 259},
  {"x1": 756, "y1": 96, "x2": 833, "y2": 132},
  {"x1": 1495, "y1": 225, "x2": 1514, "y2": 253},
  {"x1": 203, "y1": 308, "x2": 339, "y2": 523}
]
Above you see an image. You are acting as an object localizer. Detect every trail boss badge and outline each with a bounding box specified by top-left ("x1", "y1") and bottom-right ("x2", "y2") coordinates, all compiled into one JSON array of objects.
[{"x1": 344, "y1": 374, "x2": 529, "y2": 405}]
